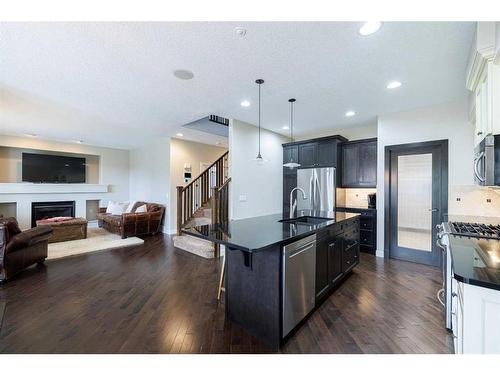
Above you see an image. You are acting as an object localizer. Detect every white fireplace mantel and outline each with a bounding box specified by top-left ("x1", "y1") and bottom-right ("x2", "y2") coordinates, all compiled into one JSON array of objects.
[{"x1": 0, "y1": 183, "x2": 109, "y2": 194}]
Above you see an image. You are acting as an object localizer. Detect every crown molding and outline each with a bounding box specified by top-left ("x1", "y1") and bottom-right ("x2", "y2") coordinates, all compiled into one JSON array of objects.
[{"x1": 466, "y1": 46, "x2": 495, "y2": 92}]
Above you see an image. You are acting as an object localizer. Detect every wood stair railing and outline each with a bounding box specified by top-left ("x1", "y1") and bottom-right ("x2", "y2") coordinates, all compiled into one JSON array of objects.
[{"x1": 176, "y1": 151, "x2": 229, "y2": 236}]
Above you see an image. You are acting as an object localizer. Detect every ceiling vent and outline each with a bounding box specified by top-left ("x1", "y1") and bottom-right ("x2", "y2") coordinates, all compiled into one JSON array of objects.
[{"x1": 182, "y1": 115, "x2": 230, "y2": 137}]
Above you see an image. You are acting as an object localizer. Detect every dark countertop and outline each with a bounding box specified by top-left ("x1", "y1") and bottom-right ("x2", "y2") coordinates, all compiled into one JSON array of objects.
[
  {"x1": 449, "y1": 235, "x2": 500, "y2": 291},
  {"x1": 183, "y1": 209, "x2": 359, "y2": 253},
  {"x1": 336, "y1": 206, "x2": 377, "y2": 212}
]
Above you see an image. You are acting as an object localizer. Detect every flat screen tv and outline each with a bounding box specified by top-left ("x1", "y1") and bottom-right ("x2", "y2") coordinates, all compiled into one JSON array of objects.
[{"x1": 22, "y1": 153, "x2": 86, "y2": 183}]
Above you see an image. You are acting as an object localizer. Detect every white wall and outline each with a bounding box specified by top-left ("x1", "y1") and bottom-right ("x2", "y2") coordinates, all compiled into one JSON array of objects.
[
  {"x1": 129, "y1": 137, "x2": 171, "y2": 232},
  {"x1": 376, "y1": 99, "x2": 474, "y2": 256},
  {"x1": 0, "y1": 134, "x2": 130, "y2": 205},
  {"x1": 229, "y1": 119, "x2": 289, "y2": 220}
]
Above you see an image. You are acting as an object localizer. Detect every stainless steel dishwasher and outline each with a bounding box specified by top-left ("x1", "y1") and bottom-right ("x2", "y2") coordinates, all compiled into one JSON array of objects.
[{"x1": 282, "y1": 233, "x2": 317, "y2": 338}]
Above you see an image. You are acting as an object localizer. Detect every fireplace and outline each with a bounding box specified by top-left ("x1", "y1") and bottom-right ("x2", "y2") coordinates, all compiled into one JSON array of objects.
[{"x1": 31, "y1": 201, "x2": 75, "y2": 228}]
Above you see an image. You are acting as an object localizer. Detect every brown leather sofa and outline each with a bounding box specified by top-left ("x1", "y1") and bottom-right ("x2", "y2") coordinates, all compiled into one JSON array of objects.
[
  {"x1": 0, "y1": 217, "x2": 53, "y2": 282},
  {"x1": 97, "y1": 201, "x2": 165, "y2": 238}
]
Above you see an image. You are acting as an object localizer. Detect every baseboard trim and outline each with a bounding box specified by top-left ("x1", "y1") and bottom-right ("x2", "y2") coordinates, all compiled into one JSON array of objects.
[{"x1": 162, "y1": 226, "x2": 177, "y2": 235}]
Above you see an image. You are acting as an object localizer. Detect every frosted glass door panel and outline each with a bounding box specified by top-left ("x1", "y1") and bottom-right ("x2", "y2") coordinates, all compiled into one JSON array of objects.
[{"x1": 397, "y1": 153, "x2": 432, "y2": 252}]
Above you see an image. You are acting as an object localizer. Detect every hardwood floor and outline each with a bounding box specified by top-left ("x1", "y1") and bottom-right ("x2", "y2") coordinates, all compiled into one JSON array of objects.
[{"x1": 0, "y1": 234, "x2": 453, "y2": 354}]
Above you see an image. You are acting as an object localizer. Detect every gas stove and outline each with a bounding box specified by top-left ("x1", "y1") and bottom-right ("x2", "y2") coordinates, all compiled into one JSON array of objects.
[{"x1": 448, "y1": 222, "x2": 500, "y2": 240}]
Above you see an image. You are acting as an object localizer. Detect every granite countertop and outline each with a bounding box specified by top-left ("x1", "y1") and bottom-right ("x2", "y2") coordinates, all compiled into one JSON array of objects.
[
  {"x1": 336, "y1": 206, "x2": 377, "y2": 212},
  {"x1": 183, "y1": 209, "x2": 359, "y2": 253},
  {"x1": 449, "y1": 236, "x2": 500, "y2": 291}
]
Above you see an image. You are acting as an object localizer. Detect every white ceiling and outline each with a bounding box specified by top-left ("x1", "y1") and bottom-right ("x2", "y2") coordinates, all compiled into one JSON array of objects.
[{"x1": 0, "y1": 22, "x2": 475, "y2": 149}]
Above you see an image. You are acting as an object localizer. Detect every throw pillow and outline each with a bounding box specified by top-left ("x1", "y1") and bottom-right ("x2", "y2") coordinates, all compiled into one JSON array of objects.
[
  {"x1": 135, "y1": 204, "x2": 147, "y2": 213},
  {"x1": 125, "y1": 201, "x2": 138, "y2": 213},
  {"x1": 106, "y1": 201, "x2": 129, "y2": 215}
]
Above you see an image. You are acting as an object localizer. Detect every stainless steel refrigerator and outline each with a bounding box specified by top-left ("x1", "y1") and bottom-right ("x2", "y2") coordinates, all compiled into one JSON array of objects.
[{"x1": 296, "y1": 167, "x2": 336, "y2": 214}]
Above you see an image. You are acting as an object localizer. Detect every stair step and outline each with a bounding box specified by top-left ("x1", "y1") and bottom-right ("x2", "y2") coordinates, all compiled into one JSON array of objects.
[{"x1": 173, "y1": 234, "x2": 215, "y2": 259}]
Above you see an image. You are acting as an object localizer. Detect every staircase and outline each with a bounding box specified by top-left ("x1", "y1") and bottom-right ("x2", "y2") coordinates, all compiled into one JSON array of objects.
[{"x1": 173, "y1": 151, "x2": 230, "y2": 258}]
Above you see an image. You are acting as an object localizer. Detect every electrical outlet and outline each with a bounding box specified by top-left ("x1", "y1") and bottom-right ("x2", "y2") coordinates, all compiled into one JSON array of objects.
[{"x1": 239, "y1": 195, "x2": 247, "y2": 202}]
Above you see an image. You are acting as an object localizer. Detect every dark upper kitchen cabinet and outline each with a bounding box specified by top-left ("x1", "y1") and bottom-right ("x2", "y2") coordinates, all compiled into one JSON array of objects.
[
  {"x1": 358, "y1": 140, "x2": 377, "y2": 185},
  {"x1": 341, "y1": 138, "x2": 377, "y2": 188},
  {"x1": 317, "y1": 140, "x2": 337, "y2": 167},
  {"x1": 298, "y1": 142, "x2": 317, "y2": 167},
  {"x1": 283, "y1": 144, "x2": 299, "y2": 166},
  {"x1": 283, "y1": 135, "x2": 347, "y2": 170}
]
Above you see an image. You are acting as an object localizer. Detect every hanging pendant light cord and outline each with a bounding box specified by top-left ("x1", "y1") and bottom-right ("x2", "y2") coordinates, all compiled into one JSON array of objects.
[
  {"x1": 290, "y1": 100, "x2": 294, "y2": 142},
  {"x1": 258, "y1": 82, "x2": 261, "y2": 156}
]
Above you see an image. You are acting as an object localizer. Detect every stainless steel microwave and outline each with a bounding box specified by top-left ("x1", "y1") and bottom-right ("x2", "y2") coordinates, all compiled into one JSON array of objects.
[{"x1": 474, "y1": 134, "x2": 500, "y2": 186}]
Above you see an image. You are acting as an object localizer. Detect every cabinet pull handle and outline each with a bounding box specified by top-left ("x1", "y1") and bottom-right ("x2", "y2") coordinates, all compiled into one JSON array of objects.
[{"x1": 477, "y1": 131, "x2": 483, "y2": 136}]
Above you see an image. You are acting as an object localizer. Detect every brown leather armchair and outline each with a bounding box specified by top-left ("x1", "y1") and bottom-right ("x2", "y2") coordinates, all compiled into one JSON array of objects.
[
  {"x1": 0, "y1": 217, "x2": 53, "y2": 282},
  {"x1": 97, "y1": 201, "x2": 165, "y2": 238}
]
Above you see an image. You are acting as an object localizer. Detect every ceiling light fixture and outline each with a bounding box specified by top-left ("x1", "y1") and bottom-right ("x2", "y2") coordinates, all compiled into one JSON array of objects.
[
  {"x1": 240, "y1": 100, "x2": 251, "y2": 107},
  {"x1": 234, "y1": 27, "x2": 247, "y2": 37},
  {"x1": 176, "y1": 133, "x2": 184, "y2": 137},
  {"x1": 173, "y1": 69, "x2": 194, "y2": 80},
  {"x1": 75, "y1": 140, "x2": 83, "y2": 144},
  {"x1": 387, "y1": 81, "x2": 402, "y2": 89},
  {"x1": 254, "y1": 79, "x2": 268, "y2": 165},
  {"x1": 359, "y1": 22, "x2": 383, "y2": 36},
  {"x1": 345, "y1": 111, "x2": 356, "y2": 117},
  {"x1": 282, "y1": 125, "x2": 289, "y2": 130},
  {"x1": 283, "y1": 98, "x2": 301, "y2": 169},
  {"x1": 25, "y1": 133, "x2": 37, "y2": 137}
]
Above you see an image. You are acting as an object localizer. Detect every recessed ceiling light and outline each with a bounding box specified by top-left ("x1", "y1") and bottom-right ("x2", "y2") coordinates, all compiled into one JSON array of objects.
[
  {"x1": 75, "y1": 140, "x2": 83, "y2": 144},
  {"x1": 387, "y1": 81, "x2": 402, "y2": 89},
  {"x1": 240, "y1": 100, "x2": 251, "y2": 107},
  {"x1": 234, "y1": 27, "x2": 247, "y2": 37},
  {"x1": 176, "y1": 133, "x2": 184, "y2": 137},
  {"x1": 282, "y1": 125, "x2": 290, "y2": 130},
  {"x1": 345, "y1": 111, "x2": 356, "y2": 117},
  {"x1": 25, "y1": 133, "x2": 37, "y2": 137},
  {"x1": 359, "y1": 22, "x2": 383, "y2": 36},
  {"x1": 173, "y1": 69, "x2": 194, "y2": 80}
]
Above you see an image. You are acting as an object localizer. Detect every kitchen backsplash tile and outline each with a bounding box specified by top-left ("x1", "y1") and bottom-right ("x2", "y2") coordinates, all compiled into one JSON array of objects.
[
  {"x1": 448, "y1": 185, "x2": 500, "y2": 218},
  {"x1": 336, "y1": 188, "x2": 376, "y2": 209}
]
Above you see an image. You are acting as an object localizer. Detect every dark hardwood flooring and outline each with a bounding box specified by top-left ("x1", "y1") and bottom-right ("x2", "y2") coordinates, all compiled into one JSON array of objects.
[{"x1": 0, "y1": 234, "x2": 453, "y2": 354}]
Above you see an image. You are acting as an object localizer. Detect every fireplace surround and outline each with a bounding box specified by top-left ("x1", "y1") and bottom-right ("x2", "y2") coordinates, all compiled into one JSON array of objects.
[{"x1": 31, "y1": 201, "x2": 76, "y2": 228}]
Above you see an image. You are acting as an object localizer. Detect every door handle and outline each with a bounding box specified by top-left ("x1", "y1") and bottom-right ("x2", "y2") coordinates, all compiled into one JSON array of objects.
[
  {"x1": 428, "y1": 208, "x2": 438, "y2": 212},
  {"x1": 474, "y1": 152, "x2": 485, "y2": 182}
]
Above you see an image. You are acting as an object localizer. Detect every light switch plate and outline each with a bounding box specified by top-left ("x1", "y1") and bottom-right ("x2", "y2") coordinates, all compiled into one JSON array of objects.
[{"x1": 239, "y1": 195, "x2": 247, "y2": 202}]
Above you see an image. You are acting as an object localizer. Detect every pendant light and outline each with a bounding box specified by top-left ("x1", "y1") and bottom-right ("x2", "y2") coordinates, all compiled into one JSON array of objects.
[
  {"x1": 254, "y1": 79, "x2": 267, "y2": 165},
  {"x1": 283, "y1": 98, "x2": 301, "y2": 169}
]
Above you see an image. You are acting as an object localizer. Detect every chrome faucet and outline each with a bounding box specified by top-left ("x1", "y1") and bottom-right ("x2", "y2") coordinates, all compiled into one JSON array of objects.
[{"x1": 290, "y1": 187, "x2": 307, "y2": 218}]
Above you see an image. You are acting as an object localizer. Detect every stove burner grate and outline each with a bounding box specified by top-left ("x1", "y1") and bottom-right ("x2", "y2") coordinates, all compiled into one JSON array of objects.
[{"x1": 450, "y1": 222, "x2": 500, "y2": 239}]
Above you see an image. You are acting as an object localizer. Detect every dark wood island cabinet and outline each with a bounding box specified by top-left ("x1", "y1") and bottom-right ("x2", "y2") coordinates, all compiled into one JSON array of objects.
[{"x1": 184, "y1": 210, "x2": 360, "y2": 350}]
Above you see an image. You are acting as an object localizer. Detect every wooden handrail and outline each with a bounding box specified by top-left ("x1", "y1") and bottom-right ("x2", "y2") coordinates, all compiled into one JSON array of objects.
[
  {"x1": 181, "y1": 150, "x2": 228, "y2": 193},
  {"x1": 176, "y1": 151, "x2": 229, "y2": 235}
]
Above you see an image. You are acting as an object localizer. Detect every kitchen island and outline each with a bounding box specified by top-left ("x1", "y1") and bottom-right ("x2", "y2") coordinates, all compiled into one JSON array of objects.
[{"x1": 184, "y1": 209, "x2": 360, "y2": 349}]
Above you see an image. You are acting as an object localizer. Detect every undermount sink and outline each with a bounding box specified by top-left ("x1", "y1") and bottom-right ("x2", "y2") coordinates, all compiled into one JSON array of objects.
[{"x1": 279, "y1": 216, "x2": 331, "y2": 225}]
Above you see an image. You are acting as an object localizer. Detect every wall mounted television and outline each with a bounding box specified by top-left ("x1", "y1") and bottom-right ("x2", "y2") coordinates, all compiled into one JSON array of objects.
[{"x1": 22, "y1": 152, "x2": 86, "y2": 183}]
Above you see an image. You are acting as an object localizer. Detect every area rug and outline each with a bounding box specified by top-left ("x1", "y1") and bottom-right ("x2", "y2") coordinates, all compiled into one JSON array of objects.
[{"x1": 47, "y1": 228, "x2": 144, "y2": 260}]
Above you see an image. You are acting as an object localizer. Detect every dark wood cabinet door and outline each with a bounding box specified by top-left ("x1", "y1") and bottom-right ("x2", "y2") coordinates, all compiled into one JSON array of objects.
[
  {"x1": 341, "y1": 143, "x2": 359, "y2": 186},
  {"x1": 358, "y1": 140, "x2": 377, "y2": 186},
  {"x1": 317, "y1": 140, "x2": 337, "y2": 167},
  {"x1": 315, "y1": 234, "x2": 330, "y2": 299},
  {"x1": 282, "y1": 169, "x2": 297, "y2": 215},
  {"x1": 283, "y1": 145, "x2": 299, "y2": 165},
  {"x1": 328, "y1": 238, "x2": 343, "y2": 286},
  {"x1": 298, "y1": 143, "x2": 317, "y2": 168}
]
